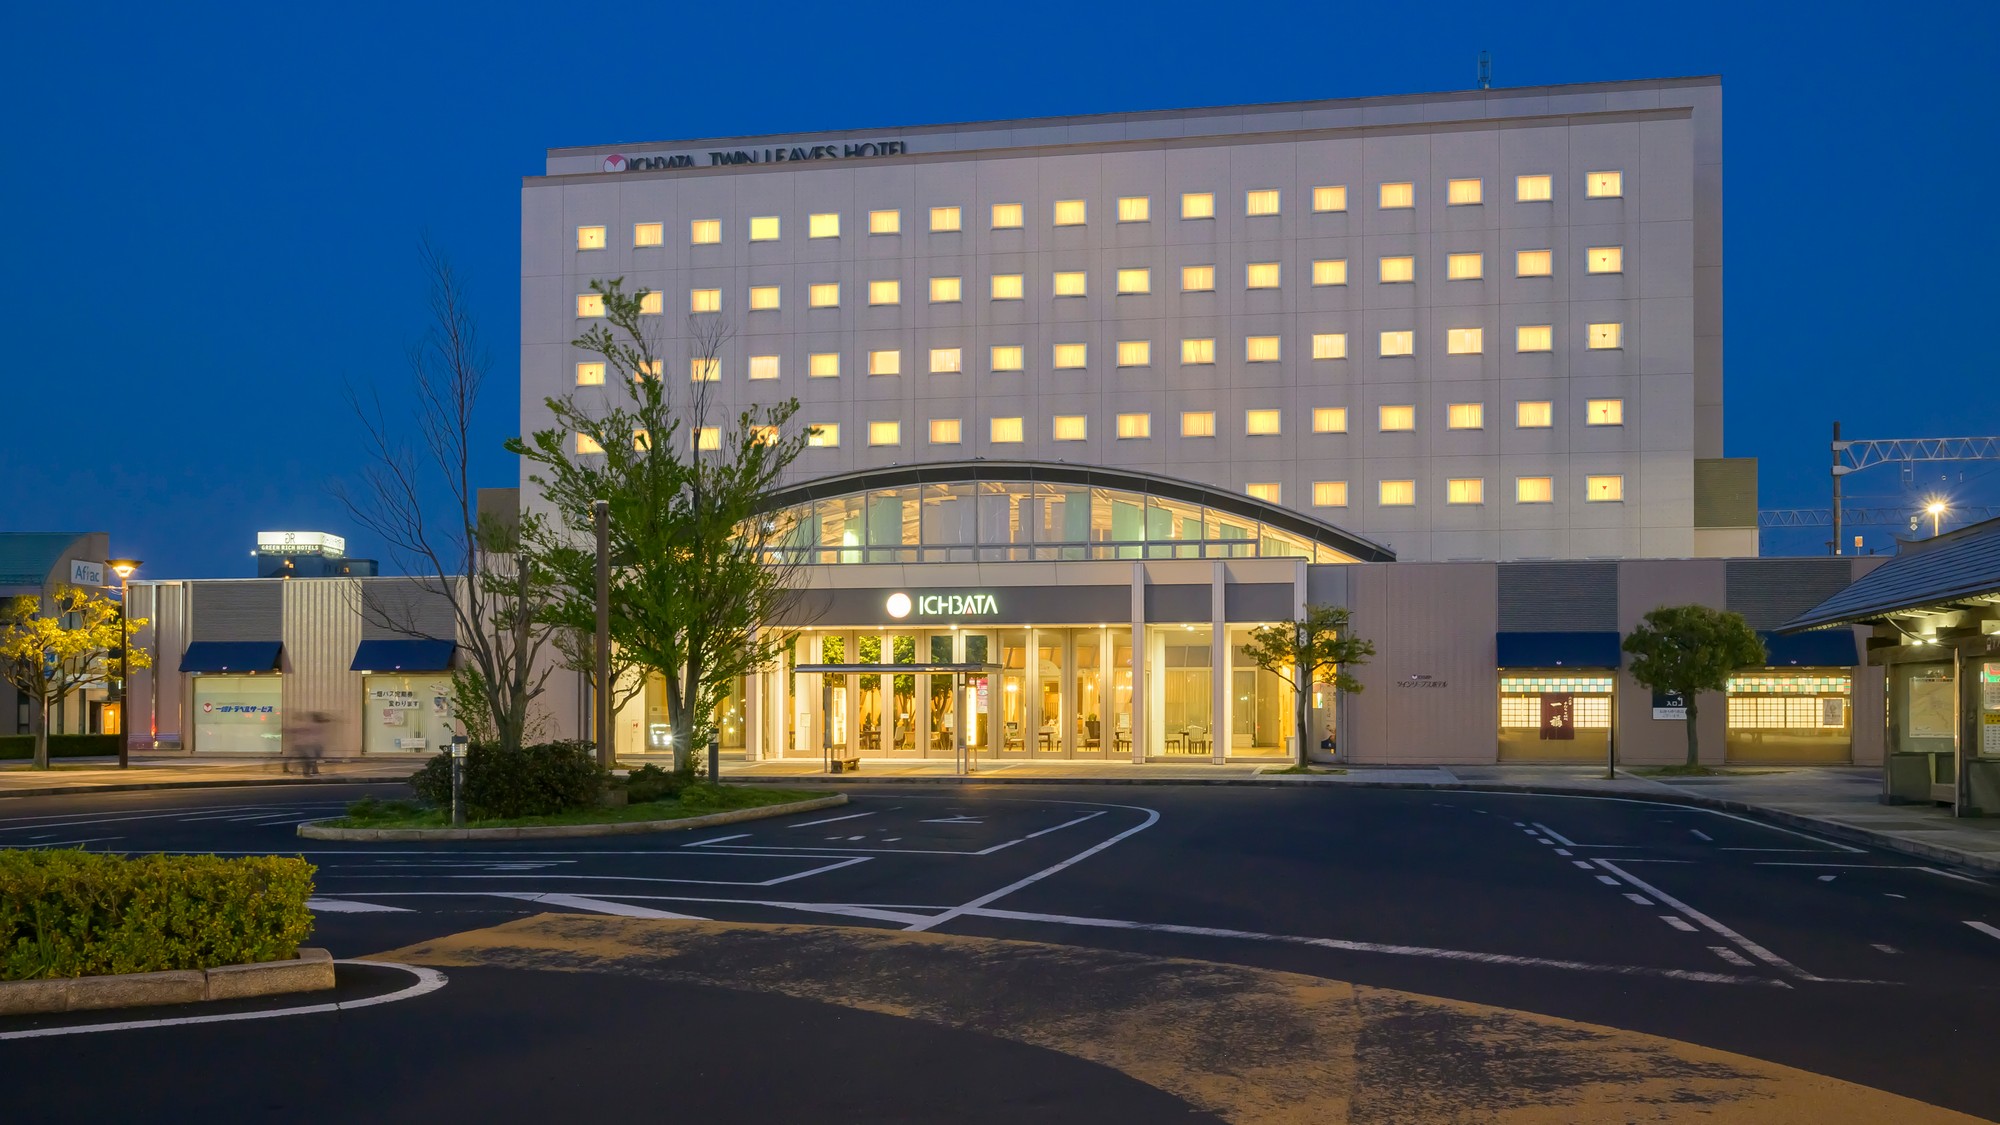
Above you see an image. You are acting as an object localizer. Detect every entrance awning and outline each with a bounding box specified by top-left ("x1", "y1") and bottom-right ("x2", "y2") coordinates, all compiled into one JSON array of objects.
[
  {"x1": 350, "y1": 638, "x2": 457, "y2": 672},
  {"x1": 1496, "y1": 632, "x2": 1623, "y2": 668},
  {"x1": 793, "y1": 663, "x2": 1003, "y2": 675},
  {"x1": 1756, "y1": 630, "x2": 1858, "y2": 668},
  {"x1": 180, "y1": 641, "x2": 282, "y2": 673}
]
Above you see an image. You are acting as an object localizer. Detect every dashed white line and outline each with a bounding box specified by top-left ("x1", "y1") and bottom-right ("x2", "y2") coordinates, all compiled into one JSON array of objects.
[
  {"x1": 1689, "y1": 829, "x2": 1713, "y2": 842},
  {"x1": 1818, "y1": 875, "x2": 1837, "y2": 883},
  {"x1": 1531, "y1": 823, "x2": 1578, "y2": 847},
  {"x1": 1596, "y1": 859, "x2": 1814, "y2": 981},
  {"x1": 1661, "y1": 916, "x2": 1697, "y2": 932},
  {"x1": 1572, "y1": 860, "x2": 1595, "y2": 870},
  {"x1": 1595, "y1": 875, "x2": 1621, "y2": 886},
  {"x1": 790, "y1": 811, "x2": 876, "y2": 828},
  {"x1": 1553, "y1": 849, "x2": 1573, "y2": 856},
  {"x1": 1623, "y1": 893, "x2": 1653, "y2": 906},
  {"x1": 1871, "y1": 943, "x2": 1900, "y2": 954},
  {"x1": 1709, "y1": 946, "x2": 1753, "y2": 967},
  {"x1": 1964, "y1": 921, "x2": 2000, "y2": 943}
]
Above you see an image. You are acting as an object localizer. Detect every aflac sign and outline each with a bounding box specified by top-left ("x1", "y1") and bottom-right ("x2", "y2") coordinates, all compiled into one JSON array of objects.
[{"x1": 886, "y1": 591, "x2": 998, "y2": 619}]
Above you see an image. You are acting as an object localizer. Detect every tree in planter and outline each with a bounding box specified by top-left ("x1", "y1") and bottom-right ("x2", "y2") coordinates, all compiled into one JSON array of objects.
[
  {"x1": 510, "y1": 280, "x2": 812, "y2": 772},
  {"x1": 0, "y1": 586, "x2": 150, "y2": 769},
  {"x1": 1242, "y1": 605, "x2": 1375, "y2": 767},
  {"x1": 1622, "y1": 605, "x2": 1766, "y2": 769}
]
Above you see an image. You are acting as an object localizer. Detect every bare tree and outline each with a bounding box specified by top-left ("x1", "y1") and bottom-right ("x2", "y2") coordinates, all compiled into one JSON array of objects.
[{"x1": 334, "y1": 239, "x2": 558, "y2": 751}]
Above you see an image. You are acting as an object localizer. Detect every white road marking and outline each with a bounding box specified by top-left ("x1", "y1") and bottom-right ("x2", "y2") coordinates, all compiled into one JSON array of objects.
[
  {"x1": 1572, "y1": 861, "x2": 1595, "y2": 870},
  {"x1": 1661, "y1": 916, "x2": 1697, "y2": 932},
  {"x1": 18, "y1": 837, "x2": 122, "y2": 849},
  {"x1": 684, "y1": 833, "x2": 750, "y2": 846},
  {"x1": 1919, "y1": 867, "x2": 1984, "y2": 884},
  {"x1": 489, "y1": 893, "x2": 706, "y2": 919},
  {"x1": 1885, "y1": 893, "x2": 1906, "y2": 899},
  {"x1": 1595, "y1": 859, "x2": 1814, "y2": 981},
  {"x1": 1537, "y1": 839, "x2": 1555, "y2": 846},
  {"x1": 1595, "y1": 875, "x2": 1621, "y2": 886},
  {"x1": 1554, "y1": 849, "x2": 1573, "y2": 856},
  {"x1": 921, "y1": 816, "x2": 984, "y2": 824},
  {"x1": 1872, "y1": 943, "x2": 1900, "y2": 954},
  {"x1": 1690, "y1": 829, "x2": 1713, "y2": 842},
  {"x1": 883, "y1": 838, "x2": 901, "y2": 842},
  {"x1": 1964, "y1": 921, "x2": 2000, "y2": 943},
  {"x1": 306, "y1": 897, "x2": 412, "y2": 914},
  {"x1": 1026, "y1": 811, "x2": 1108, "y2": 839},
  {"x1": 1531, "y1": 823, "x2": 1578, "y2": 847},
  {"x1": 790, "y1": 811, "x2": 876, "y2": 828},
  {"x1": 1709, "y1": 946, "x2": 1753, "y2": 967},
  {"x1": 0, "y1": 961, "x2": 446, "y2": 1040},
  {"x1": 1623, "y1": 893, "x2": 1653, "y2": 906},
  {"x1": 329, "y1": 856, "x2": 872, "y2": 890},
  {"x1": 907, "y1": 805, "x2": 1162, "y2": 934},
  {"x1": 1720, "y1": 848, "x2": 1836, "y2": 853},
  {"x1": 1818, "y1": 875, "x2": 1837, "y2": 883}
]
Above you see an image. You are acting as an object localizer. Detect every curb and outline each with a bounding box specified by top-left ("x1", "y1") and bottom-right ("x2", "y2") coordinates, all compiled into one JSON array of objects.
[
  {"x1": 0, "y1": 776, "x2": 409, "y2": 800},
  {"x1": 296, "y1": 793, "x2": 848, "y2": 841},
  {"x1": 0, "y1": 948, "x2": 335, "y2": 1016}
]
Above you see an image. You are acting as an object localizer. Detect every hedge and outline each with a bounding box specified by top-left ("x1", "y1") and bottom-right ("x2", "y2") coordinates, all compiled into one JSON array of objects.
[
  {"x1": 409, "y1": 740, "x2": 604, "y2": 820},
  {"x1": 0, "y1": 850, "x2": 316, "y2": 981},
  {"x1": 0, "y1": 734, "x2": 124, "y2": 761}
]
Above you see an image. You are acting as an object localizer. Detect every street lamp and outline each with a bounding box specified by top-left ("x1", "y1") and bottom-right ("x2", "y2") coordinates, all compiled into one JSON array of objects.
[
  {"x1": 107, "y1": 559, "x2": 141, "y2": 769},
  {"x1": 1924, "y1": 499, "x2": 1948, "y2": 538}
]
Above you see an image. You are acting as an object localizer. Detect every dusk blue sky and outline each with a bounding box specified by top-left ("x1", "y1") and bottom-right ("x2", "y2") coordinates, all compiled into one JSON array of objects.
[{"x1": 4, "y1": 1, "x2": 1994, "y2": 577}]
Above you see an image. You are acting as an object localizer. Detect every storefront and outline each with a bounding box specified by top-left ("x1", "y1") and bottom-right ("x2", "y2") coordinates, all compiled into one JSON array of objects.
[
  {"x1": 351, "y1": 639, "x2": 457, "y2": 754},
  {"x1": 181, "y1": 641, "x2": 285, "y2": 753},
  {"x1": 1494, "y1": 633, "x2": 1621, "y2": 762}
]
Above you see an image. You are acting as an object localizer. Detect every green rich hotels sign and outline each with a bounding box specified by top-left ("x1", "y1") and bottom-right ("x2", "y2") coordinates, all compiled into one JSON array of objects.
[{"x1": 887, "y1": 591, "x2": 998, "y2": 620}]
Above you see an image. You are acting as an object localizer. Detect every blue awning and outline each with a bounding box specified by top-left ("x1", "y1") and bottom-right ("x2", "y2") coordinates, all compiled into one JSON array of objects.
[
  {"x1": 180, "y1": 641, "x2": 282, "y2": 673},
  {"x1": 1756, "y1": 630, "x2": 1858, "y2": 668},
  {"x1": 350, "y1": 639, "x2": 457, "y2": 673},
  {"x1": 1496, "y1": 632, "x2": 1623, "y2": 668}
]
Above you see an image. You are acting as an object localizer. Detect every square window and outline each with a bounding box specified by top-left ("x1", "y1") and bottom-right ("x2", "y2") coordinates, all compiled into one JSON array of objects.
[
  {"x1": 991, "y1": 203, "x2": 1023, "y2": 229},
  {"x1": 1312, "y1": 185, "x2": 1347, "y2": 213},
  {"x1": 1246, "y1": 482, "x2": 1281, "y2": 503},
  {"x1": 575, "y1": 362, "x2": 605, "y2": 386},
  {"x1": 1379, "y1": 330, "x2": 1414, "y2": 357},
  {"x1": 687, "y1": 220, "x2": 719, "y2": 245},
  {"x1": 1379, "y1": 182, "x2": 1414, "y2": 209},
  {"x1": 991, "y1": 273, "x2": 1024, "y2": 300},
  {"x1": 638, "y1": 291, "x2": 664, "y2": 315},
  {"x1": 747, "y1": 355, "x2": 780, "y2": 381},
  {"x1": 1379, "y1": 256, "x2": 1414, "y2": 283},
  {"x1": 747, "y1": 424, "x2": 775, "y2": 447},
  {"x1": 1053, "y1": 199, "x2": 1087, "y2": 226},
  {"x1": 1312, "y1": 333, "x2": 1348, "y2": 360},
  {"x1": 635, "y1": 428, "x2": 655, "y2": 451},
  {"x1": 1181, "y1": 338, "x2": 1216, "y2": 365},
  {"x1": 1447, "y1": 478, "x2": 1485, "y2": 504},
  {"x1": 1446, "y1": 327, "x2": 1484, "y2": 355},
  {"x1": 809, "y1": 282, "x2": 840, "y2": 308},
  {"x1": 1515, "y1": 325, "x2": 1553, "y2": 352},
  {"x1": 1589, "y1": 322, "x2": 1624, "y2": 350},
  {"x1": 1244, "y1": 335, "x2": 1281, "y2": 362},
  {"x1": 991, "y1": 345, "x2": 1025, "y2": 371},
  {"x1": 929, "y1": 347, "x2": 962, "y2": 374},
  {"x1": 1378, "y1": 479, "x2": 1416, "y2": 506},
  {"x1": 809, "y1": 212, "x2": 840, "y2": 238},
  {"x1": 1245, "y1": 189, "x2": 1280, "y2": 216},
  {"x1": 990, "y1": 417, "x2": 1024, "y2": 443},
  {"x1": 748, "y1": 285, "x2": 780, "y2": 311},
  {"x1": 1053, "y1": 270, "x2": 1087, "y2": 296},
  {"x1": 637, "y1": 359, "x2": 661, "y2": 380},
  {"x1": 1312, "y1": 481, "x2": 1349, "y2": 507},
  {"x1": 869, "y1": 209, "x2": 901, "y2": 234},
  {"x1": 1516, "y1": 250, "x2": 1553, "y2": 277},
  {"x1": 868, "y1": 349, "x2": 901, "y2": 376},
  {"x1": 1379, "y1": 405, "x2": 1415, "y2": 431},
  {"x1": 576, "y1": 293, "x2": 606, "y2": 318},
  {"x1": 1516, "y1": 175, "x2": 1552, "y2": 202},
  {"x1": 1116, "y1": 267, "x2": 1151, "y2": 294},
  {"x1": 1246, "y1": 262, "x2": 1281, "y2": 289},
  {"x1": 1516, "y1": 476, "x2": 1553, "y2": 503},
  {"x1": 808, "y1": 352, "x2": 840, "y2": 378},
  {"x1": 868, "y1": 279, "x2": 901, "y2": 305},
  {"x1": 929, "y1": 276, "x2": 962, "y2": 303},
  {"x1": 1587, "y1": 398, "x2": 1625, "y2": 426},
  {"x1": 1117, "y1": 196, "x2": 1150, "y2": 222},
  {"x1": 1245, "y1": 409, "x2": 1282, "y2": 436},
  {"x1": 1181, "y1": 411, "x2": 1216, "y2": 437},
  {"x1": 1586, "y1": 171, "x2": 1624, "y2": 198},
  {"x1": 929, "y1": 418, "x2": 963, "y2": 445},
  {"x1": 1447, "y1": 402, "x2": 1485, "y2": 430},
  {"x1": 690, "y1": 357, "x2": 719, "y2": 382},
  {"x1": 1515, "y1": 400, "x2": 1553, "y2": 428},
  {"x1": 1116, "y1": 412, "x2": 1151, "y2": 439},
  {"x1": 748, "y1": 215, "x2": 780, "y2": 241},
  {"x1": 1180, "y1": 192, "x2": 1214, "y2": 219},
  {"x1": 694, "y1": 427, "x2": 720, "y2": 452},
  {"x1": 575, "y1": 432, "x2": 604, "y2": 455},
  {"x1": 1447, "y1": 178, "x2": 1483, "y2": 205},
  {"x1": 1446, "y1": 252, "x2": 1483, "y2": 280},
  {"x1": 930, "y1": 206, "x2": 962, "y2": 232},
  {"x1": 868, "y1": 421, "x2": 901, "y2": 447},
  {"x1": 808, "y1": 423, "x2": 839, "y2": 448},
  {"x1": 1311, "y1": 259, "x2": 1348, "y2": 286},
  {"x1": 1312, "y1": 407, "x2": 1348, "y2": 433},
  {"x1": 689, "y1": 288, "x2": 720, "y2": 313},
  {"x1": 1181, "y1": 265, "x2": 1215, "y2": 292},
  {"x1": 576, "y1": 225, "x2": 605, "y2": 250},
  {"x1": 635, "y1": 222, "x2": 666, "y2": 247},
  {"x1": 1588, "y1": 246, "x2": 1624, "y2": 274},
  {"x1": 1053, "y1": 343, "x2": 1087, "y2": 369},
  {"x1": 1052, "y1": 414, "x2": 1087, "y2": 441},
  {"x1": 1116, "y1": 339, "x2": 1152, "y2": 367},
  {"x1": 1587, "y1": 474, "x2": 1625, "y2": 502}
]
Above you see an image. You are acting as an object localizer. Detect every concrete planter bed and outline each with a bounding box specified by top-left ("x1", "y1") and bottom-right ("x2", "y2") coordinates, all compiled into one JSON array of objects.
[
  {"x1": 297, "y1": 793, "x2": 847, "y2": 841},
  {"x1": 0, "y1": 948, "x2": 335, "y2": 1016}
]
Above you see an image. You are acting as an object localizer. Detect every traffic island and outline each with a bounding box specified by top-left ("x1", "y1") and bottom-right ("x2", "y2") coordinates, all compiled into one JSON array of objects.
[
  {"x1": 0, "y1": 949, "x2": 335, "y2": 1015},
  {"x1": 298, "y1": 790, "x2": 844, "y2": 841}
]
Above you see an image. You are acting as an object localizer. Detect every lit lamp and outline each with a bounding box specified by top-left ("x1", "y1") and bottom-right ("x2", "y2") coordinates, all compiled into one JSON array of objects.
[
  {"x1": 1925, "y1": 499, "x2": 1948, "y2": 538},
  {"x1": 107, "y1": 559, "x2": 142, "y2": 769}
]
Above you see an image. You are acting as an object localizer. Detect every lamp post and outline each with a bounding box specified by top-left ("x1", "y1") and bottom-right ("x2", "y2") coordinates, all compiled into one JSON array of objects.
[
  {"x1": 107, "y1": 559, "x2": 142, "y2": 769},
  {"x1": 1925, "y1": 499, "x2": 1948, "y2": 538}
]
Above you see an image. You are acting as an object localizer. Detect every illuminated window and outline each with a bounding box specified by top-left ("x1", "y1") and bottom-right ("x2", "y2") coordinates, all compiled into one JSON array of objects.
[
  {"x1": 1379, "y1": 182, "x2": 1414, "y2": 209},
  {"x1": 990, "y1": 417, "x2": 1024, "y2": 443},
  {"x1": 748, "y1": 285, "x2": 780, "y2": 311},
  {"x1": 1117, "y1": 268, "x2": 1151, "y2": 294},
  {"x1": 1246, "y1": 482, "x2": 1281, "y2": 503},
  {"x1": 1181, "y1": 192, "x2": 1214, "y2": 219},
  {"x1": 747, "y1": 355, "x2": 779, "y2": 381},
  {"x1": 694, "y1": 428, "x2": 720, "y2": 452},
  {"x1": 637, "y1": 359, "x2": 662, "y2": 380},
  {"x1": 689, "y1": 288, "x2": 720, "y2": 313},
  {"x1": 1245, "y1": 189, "x2": 1280, "y2": 216},
  {"x1": 1053, "y1": 270, "x2": 1087, "y2": 297},
  {"x1": 809, "y1": 282, "x2": 840, "y2": 308},
  {"x1": 1181, "y1": 412, "x2": 1216, "y2": 437},
  {"x1": 809, "y1": 213, "x2": 840, "y2": 238},
  {"x1": 1181, "y1": 338, "x2": 1215, "y2": 365},
  {"x1": 929, "y1": 276, "x2": 962, "y2": 303},
  {"x1": 1379, "y1": 330, "x2": 1414, "y2": 357},
  {"x1": 1116, "y1": 412, "x2": 1152, "y2": 439},
  {"x1": 576, "y1": 293, "x2": 605, "y2": 318},
  {"x1": 1448, "y1": 178, "x2": 1483, "y2": 205},
  {"x1": 690, "y1": 357, "x2": 719, "y2": 382},
  {"x1": 575, "y1": 362, "x2": 605, "y2": 386},
  {"x1": 575, "y1": 432, "x2": 603, "y2": 455},
  {"x1": 929, "y1": 418, "x2": 962, "y2": 445},
  {"x1": 991, "y1": 345, "x2": 1024, "y2": 372},
  {"x1": 1379, "y1": 480, "x2": 1416, "y2": 506},
  {"x1": 748, "y1": 216, "x2": 780, "y2": 241},
  {"x1": 1589, "y1": 322, "x2": 1624, "y2": 350},
  {"x1": 1116, "y1": 339, "x2": 1151, "y2": 367},
  {"x1": 1516, "y1": 324, "x2": 1553, "y2": 352},
  {"x1": 1516, "y1": 250, "x2": 1553, "y2": 277},
  {"x1": 1379, "y1": 405, "x2": 1415, "y2": 431},
  {"x1": 1053, "y1": 343, "x2": 1087, "y2": 369},
  {"x1": 808, "y1": 423, "x2": 839, "y2": 448},
  {"x1": 1516, "y1": 401, "x2": 1553, "y2": 428},
  {"x1": 1379, "y1": 256, "x2": 1414, "y2": 283},
  {"x1": 991, "y1": 274, "x2": 1024, "y2": 300},
  {"x1": 1181, "y1": 265, "x2": 1215, "y2": 292},
  {"x1": 991, "y1": 203, "x2": 1023, "y2": 229},
  {"x1": 1588, "y1": 246, "x2": 1624, "y2": 274},
  {"x1": 1312, "y1": 407, "x2": 1348, "y2": 433},
  {"x1": 1312, "y1": 333, "x2": 1348, "y2": 360},
  {"x1": 929, "y1": 206, "x2": 961, "y2": 232},
  {"x1": 1446, "y1": 328, "x2": 1484, "y2": 355},
  {"x1": 1447, "y1": 478, "x2": 1485, "y2": 505},
  {"x1": 1052, "y1": 415, "x2": 1088, "y2": 441},
  {"x1": 1310, "y1": 260, "x2": 1348, "y2": 288},
  {"x1": 1516, "y1": 476, "x2": 1553, "y2": 503},
  {"x1": 1313, "y1": 481, "x2": 1349, "y2": 507},
  {"x1": 869, "y1": 209, "x2": 900, "y2": 234},
  {"x1": 1245, "y1": 409, "x2": 1282, "y2": 436},
  {"x1": 1246, "y1": 262, "x2": 1281, "y2": 289},
  {"x1": 1516, "y1": 175, "x2": 1552, "y2": 202},
  {"x1": 868, "y1": 279, "x2": 901, "y2": 305},
  {"x1": 635, "y1": 222, "x2": 665, "y2": 247},
  {"x1": 1244, "y1": 336, "x2": 1281, "y2": 362},
  {"x1": 1447, "y1": 402, "x2": 1484, "y2": 430},
  {"x1": 1587, "y1": 475, "x2": 1625, "y2": 502},
  {"x1": 868, "y1": 349, "x2": 901, "y2": 376},
  {"x1": 576, "y1": 225, "x2": 605, "y2": 250},
  {"x1": 1586, "y1": 171, "x2": 1624, "y2": 198},
  {"x1": 1053, "y1": 199, "x2": 1087, "y2": 226},
  {"x1": 687, "y1": 220, "x2": 718, "y2": 245},
  {"x1": 1587, "y1": 399, "x2": 1625, "y2": 426},
  {"x1": 750, "y1": 425, "x2": 778, "y2": 446},
  {"x1": 638, "y1": 291, "x2": 664, "y2": 315},
  {"x1": 868, "y1": 421, "x2": 901, "y2": 447},
  {"x1": 1312, "y1": 185, "x2": 1347, "y2": 213},
  {"x1": 929, "y1": 347, "x2": 962, "y2": 374},
  {"x1": 1446, "y1": 252, "x2": 1483, "y2": 280},
  {"x1": 1118, "y1": 196, "x2": 1150, "y2": 222},
  {"x1": 809, "y1": 352, "x2": 840, "y2": 378}
]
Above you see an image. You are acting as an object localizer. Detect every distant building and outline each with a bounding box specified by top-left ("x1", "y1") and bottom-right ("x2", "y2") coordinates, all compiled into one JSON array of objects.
[
  {"x1": 253, "y1": 531, "x2": 377, "y2": 578},
  {"x1": 0, "y1": 531, "x2": 118, "y2": 738}
]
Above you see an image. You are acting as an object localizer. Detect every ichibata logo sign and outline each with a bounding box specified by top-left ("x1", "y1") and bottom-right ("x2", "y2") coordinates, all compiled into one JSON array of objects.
[{"x1": 886, "y1": 591, "x2": 998, "y2": 619}]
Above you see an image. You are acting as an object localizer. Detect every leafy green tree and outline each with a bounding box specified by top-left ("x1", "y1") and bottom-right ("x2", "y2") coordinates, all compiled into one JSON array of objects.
[
  {"x1": 1242, "y1": 605, "x2": 1375, "y2": 766},
  {"x1": 1622, "y1": 605, "x2": 1766, "y2": 768},
  {"x1": 510, "y1": 280, "x2": 810, "y2": 771},
  {"x1": 0, "y1": 586, "x2": 150, "y2": 769}
]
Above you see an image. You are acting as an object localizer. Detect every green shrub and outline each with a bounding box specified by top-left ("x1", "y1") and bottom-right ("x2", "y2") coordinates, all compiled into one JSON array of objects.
[
  {"x1": 409, "y1": 741, "x2": 604, "y2": 820},
  {"x1": 0, "y1": 734, "x2": 125, "y2": 761},
  {"x1": 623, "y1": 763, "x2": 694, "y2": 804},
  {"x1": 0, "y1": 849, "x2": 315, "y2": 981}
]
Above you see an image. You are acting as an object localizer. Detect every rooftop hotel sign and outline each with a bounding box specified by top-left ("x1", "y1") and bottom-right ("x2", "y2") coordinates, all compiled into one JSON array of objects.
[{"x1": 603, "y1": 140, "x2": 909, "y2": 172}]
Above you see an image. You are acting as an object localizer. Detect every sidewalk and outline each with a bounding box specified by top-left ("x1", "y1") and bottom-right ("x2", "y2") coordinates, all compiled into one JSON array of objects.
[{"x1": 0, "y1": 755, "x2": 416, "y2": 798}]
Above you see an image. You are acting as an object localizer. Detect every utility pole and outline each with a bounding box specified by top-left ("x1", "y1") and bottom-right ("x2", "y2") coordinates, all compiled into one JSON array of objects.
[
  {"x1": 108, "y1": 559, "x2": 142, "y2": 768},
  {"x1": 1831, "y1": 421, "x2": 1844, "y2": 555},
  {"x1": 594, "y1": 500, "x2": 612, "y2": 770}
]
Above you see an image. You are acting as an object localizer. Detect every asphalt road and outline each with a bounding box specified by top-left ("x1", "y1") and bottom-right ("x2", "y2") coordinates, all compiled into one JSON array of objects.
[{"x1": 3, "y1": 781, "x2": 1998, "y2": 1121}]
